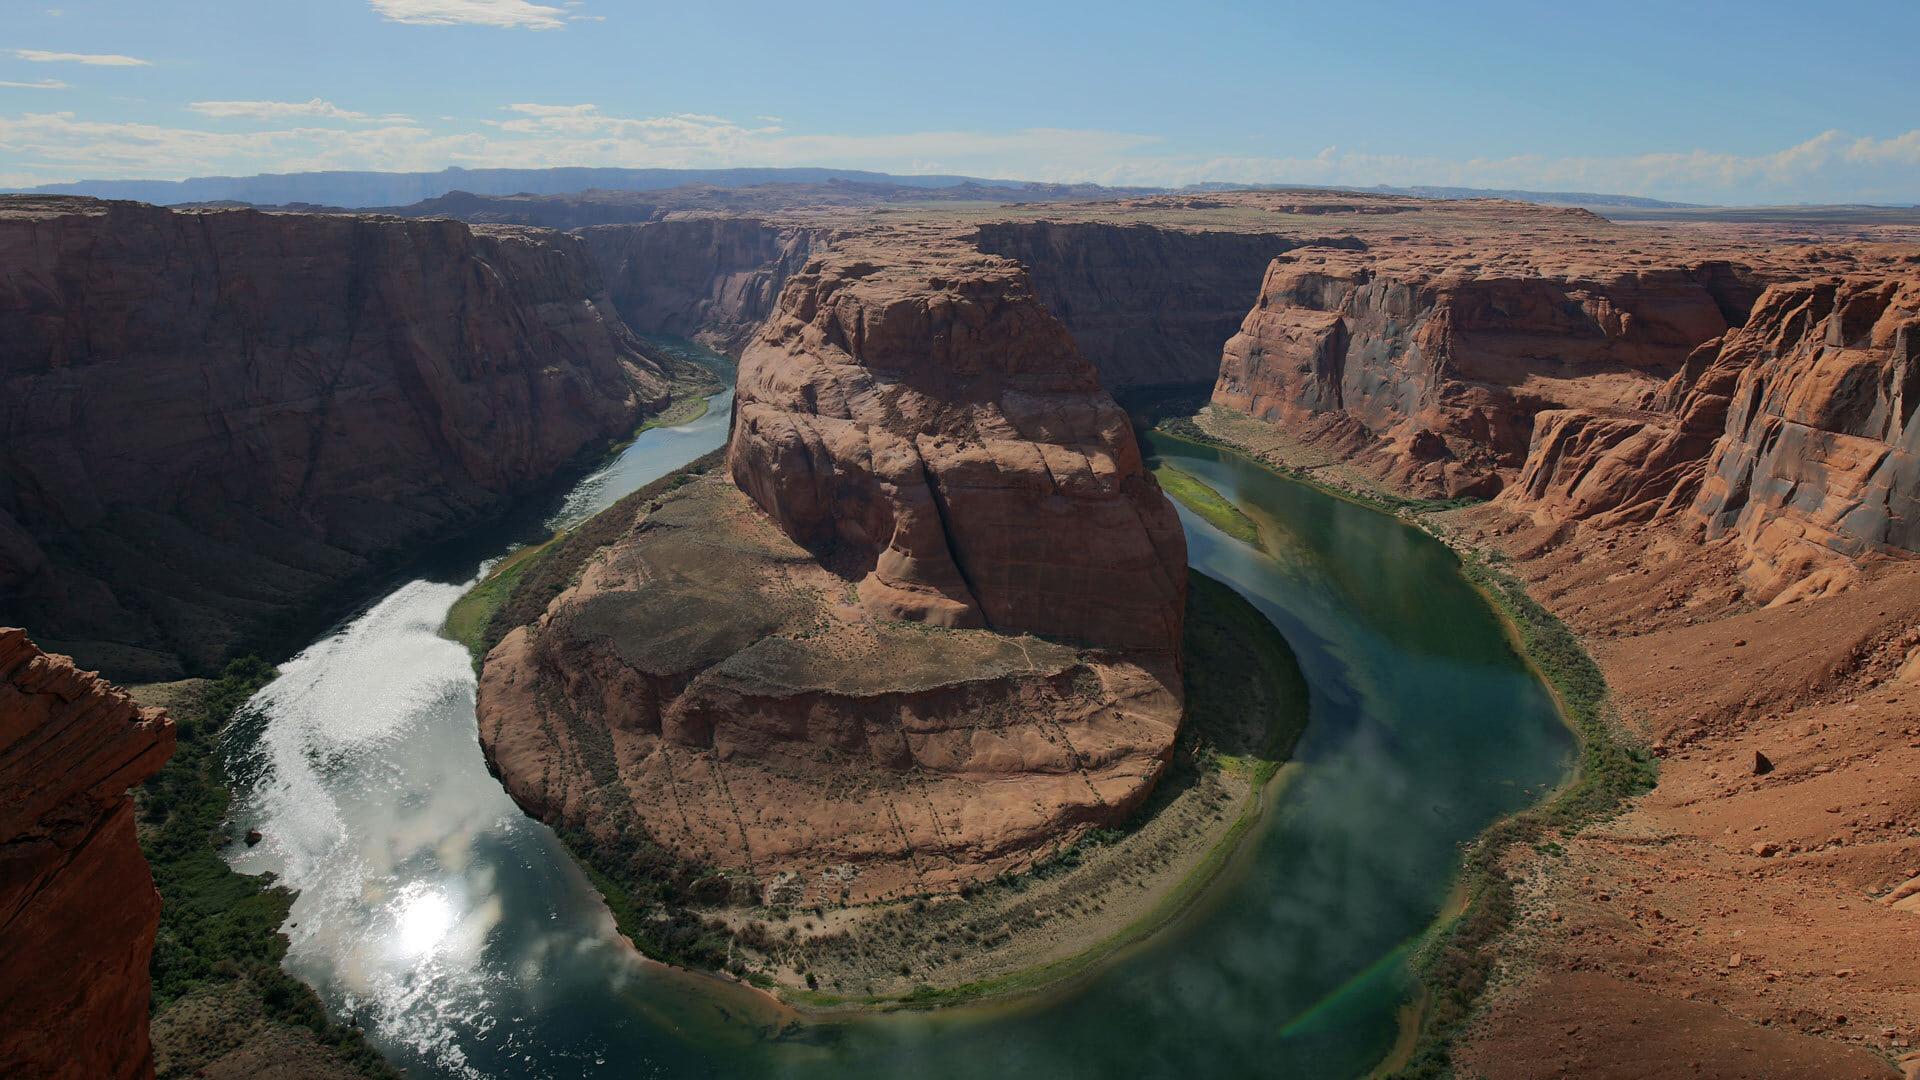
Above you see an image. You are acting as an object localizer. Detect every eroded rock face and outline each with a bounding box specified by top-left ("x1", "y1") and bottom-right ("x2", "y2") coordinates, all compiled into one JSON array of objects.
[
  {"x1": 1500, "y1": 331, "x2": 1747, "y2": 528},
  {"x1": 728, "y1": 244, "x2": 1188, "y2": 655},
  {"x1": 974, "y1": 222, "x2": 1320, "y2": 387},
  {"x1": 479, "y1": 478, "x2": 1182, "y2": 904},
  {"x1": 480, "y1": 240, "x2": 1188, "y2": 904},
  {"x1": 1685, "y1": 274, "x2": 1920, "y2": 597},
  {"x1": 1213, "y1": 251, "x2": 1768, "y2": 498},
  {"x1": 0, "y1": 196, "x2": 667, "y2": 679},
  {"x1": 1500, "y1": 272, "x2": 1920, "y2": 596},
  {"x1": 0, "y1": 627, "x2": 174, "y2": 1080},
  {"x1": 577, "y1": 216, "x2": 818, "y2": 354}
]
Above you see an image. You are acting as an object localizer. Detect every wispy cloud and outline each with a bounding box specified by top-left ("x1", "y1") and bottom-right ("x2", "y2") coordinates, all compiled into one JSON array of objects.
[
  {"x1": 189, "y1": 98, "x2": 411, "y2": 123},
  {"x1": 0, "y1": 79, "x2": 68, "y2": 90},
  {"x1": 13, "y1": 48, "x2": 149, "y2": 66},
  {"x1": 368, "y1": 0, "x2": 575, "y2": 29},
  {"x1": 3, "y1": 104, "x2": 1916, "y2": 205},
  {"x1": 1132, "y1": 131, "x2": 1920, "y2": 205}
]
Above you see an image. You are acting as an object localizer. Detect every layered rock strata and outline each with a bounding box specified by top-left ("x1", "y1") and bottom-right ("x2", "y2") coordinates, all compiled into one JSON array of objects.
[
  {"x1": 577, "y1": 216, "x2": 818, "y2": 353},
  {"x1": 480, "y1": 243, "x2": 1187, "y2": 904},
  {"x1": 1213, "y1": 249, "x2": 1769, "y2": 497},
  {"x1": 0, "y1": 627, "x2": 175, "y2": 1080},
  {"x1": 728, "y1": 243, "x2": 1188, "y2": 654},
  {"x1": 1685, "y1": 274, "x2": 1919, "y2": 596},
  {"x1": 0, "y1": 196, "x2": 668, "y2": 679},
  {"x1": 1500, "y1": 271, "x2": 1919, "y2": 598},
  {"x1": 974, "y1": 221, "x2": 1322, "y2": 387}
]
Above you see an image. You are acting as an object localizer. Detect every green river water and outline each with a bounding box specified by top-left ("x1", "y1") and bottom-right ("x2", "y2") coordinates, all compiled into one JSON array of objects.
[{"x1": 224, "y1": 383, "x2": 1574, "y2": 1079}]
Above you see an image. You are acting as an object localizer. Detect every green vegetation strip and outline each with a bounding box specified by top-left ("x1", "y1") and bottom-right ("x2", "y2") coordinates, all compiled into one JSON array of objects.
[
  {"x1": 447, "y1": 446, "x2": 728, "y2": 662},
  {"x1": 635, "y1": 393, "x2": 711, "y2": 435},
  {"x1": 1153, "y1": 416, "x2": 1482, "y2": 515},
  {"x1": 138, "y1": 659, "x2": 396, "y2": 1078},
  {"x1": 783, "y1": 572, "x2": 1310, "y2": 1013},
  {"x1": 1386, "y1": 552, "x2": 1656, "y2": 1079},
  {"x1": 1152, "y1": 462, "x2": 1266, "y2": 551},
  {"x1": 443, "y1": 537, "x2": 557, "y2": 657}
]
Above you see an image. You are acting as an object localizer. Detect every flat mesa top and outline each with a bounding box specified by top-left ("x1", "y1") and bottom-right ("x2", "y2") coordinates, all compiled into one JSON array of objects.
[{"x1": 5, "y1": 188, "x2": 1916, "y2": 281}]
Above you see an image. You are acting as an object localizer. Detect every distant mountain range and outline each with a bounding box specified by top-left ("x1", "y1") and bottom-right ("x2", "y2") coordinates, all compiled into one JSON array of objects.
[
  {"x1": 10, "y1": 166, "x2": 1154, "y2": 209},
  {"x1": 12, "y1": 165, "x2": 1707, "y2": 211},
  {"x1": 1181, "y1": 181, "x2": 1701, "y2": 209}
]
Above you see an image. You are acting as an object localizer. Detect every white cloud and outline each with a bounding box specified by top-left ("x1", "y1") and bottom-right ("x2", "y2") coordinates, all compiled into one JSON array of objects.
[
  {"x1": 368, "y1": 0, "x2": 574, "y2": 29},
  {"x1": 0, "y1": 79, "x2": 67, "y2": 90},
  {"x1": 189, "y1": 98, "x2": 411, "y2": 123},
  {"x1": 2, "y1": 105, "x2": 1916, "y2": 205},
  {"x1": 13, "y1": 48, "x2": 149, "y2": 66},
  {"x1": 1129, "y1": 130, "x2": 1920, "y2": 204}
]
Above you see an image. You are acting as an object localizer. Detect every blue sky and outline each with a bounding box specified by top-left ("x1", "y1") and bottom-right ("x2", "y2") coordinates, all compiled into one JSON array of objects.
[{"x1": 3, "y1": 0, "x2": 1917, "y2": 203}]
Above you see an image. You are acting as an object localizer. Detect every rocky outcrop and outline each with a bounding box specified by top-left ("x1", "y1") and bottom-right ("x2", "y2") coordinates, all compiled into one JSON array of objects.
[
  {"x1": 0, "y1": 196, "x2": 668, "y2": 680},
  {"x1": 479, "y1": 240, "x2": 1187, "y2": 905},
  {"x1": 974, "y1": 222, "x2": 1320, "y2": 387},
  {"x1": 1684, "y1": 274, "x2": 1920, "y2": 597},
  {"x1": 1500, "y1": 330, "x2": 1748, "y2": 527},
  {"x1": 729, "y1": 243, "x2": 1187, "y2": 655},
  {"x1": 577, "y1": 216, "x2": 818, "y2": 354},
  {"x1": 0, "y1": 627, "x2": 175, "y2": 1080},
  {"x1": 479, "y1": 479, "x2": 1182, "y2": 904},
  {"x1": 1498, "y1": 272, "x2": 1920, "y2": 598},
  {"x1": 1213, "y1": 251, "x2": 1769, "y2": 497}
]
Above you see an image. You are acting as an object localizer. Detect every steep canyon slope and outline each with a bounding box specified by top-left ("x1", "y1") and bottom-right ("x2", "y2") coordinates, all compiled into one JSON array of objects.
[
  {"x1": 0, "y1": 196, "x2": 671, "y2": 681},
  {"x1": 1160, "y1": 195, "x2": 1918, "y2": 1077}
]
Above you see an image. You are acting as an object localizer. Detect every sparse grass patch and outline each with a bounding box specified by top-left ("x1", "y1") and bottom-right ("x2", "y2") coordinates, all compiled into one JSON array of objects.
[{"x1": 444, "y1": 536, "x2": 557, "y2": 660}]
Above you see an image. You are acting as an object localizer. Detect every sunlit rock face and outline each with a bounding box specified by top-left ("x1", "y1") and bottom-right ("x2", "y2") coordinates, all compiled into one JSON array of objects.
[
  {"x1": 480, "y1": 238, "x2": 1189, "y2": 905},
  {"x1": 1683, "y1": 274, "x2": 1920, "y2": 597},
  {"x1": 1213, "y1": 250, "x2": 1768, "y2": 499},
  {"x1": 729, "y1": 242, "x2": 1188, "y2": 655},
  {"x1": 0, "y1": 628, "x2": 174, "y2": 1080}
]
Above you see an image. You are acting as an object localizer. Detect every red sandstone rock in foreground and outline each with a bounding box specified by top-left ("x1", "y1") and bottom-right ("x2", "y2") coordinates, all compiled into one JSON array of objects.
[
  {"x1": 480, "y1": 240, "x2": 1187, "y2": 904},
  {"x1": 0, "y1": 627, "x2": 175, "y2": 1080}
]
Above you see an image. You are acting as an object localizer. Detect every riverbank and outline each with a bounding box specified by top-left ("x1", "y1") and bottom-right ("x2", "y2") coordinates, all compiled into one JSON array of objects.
[
  {"x1": 1174, "y1": 404, "x2": 1917, "y2": 1079},
  {"x1": 442, "y1": 370, "x2": 730, "y2": 661},
  {"x1": 457, "y1": 474, "x2": 1310, "y2": 1013},
  {"x1": 131, "y1": 665, "x2": 396, "y2": 1080},
  {"x1": 1145, "y1": 406, "x2": 1654, "y2": 1078},
  {"x1": 758, "y1": 571, "x2": 1309, "y2": 1013}
]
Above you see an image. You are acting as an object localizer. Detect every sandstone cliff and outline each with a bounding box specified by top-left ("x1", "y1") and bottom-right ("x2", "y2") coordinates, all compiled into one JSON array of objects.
[
  {"x1": 974, "y1": 222, "x2": 1324, "y2": 387},
  {"x1": 0, "y1": 627, "x2": 174, "y2": 1080},
  {"x1": 0, "y1": 196, "x2": 669, "y2": 680},
  {"x1": 1212, "y1": 250, "x2": 1768, "y2": 497},
  {"x1": 1685, "y1": 273, "x2": 1920, "y2": 597},
  {"x1": 1496, "y1": 271, "x2": 1920, "y2": 598},
  {"x1": 479, "y1": 241, "x2": 1187, "y2": 906},
  {"x1": 729, "y1": 243, "x2": 1187, "y2": 654},
  {"x1": 577, "y1": 216, "x2": 818, "y2": 354}
]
